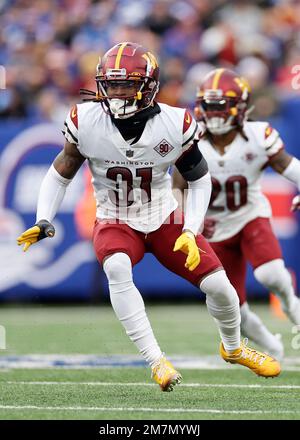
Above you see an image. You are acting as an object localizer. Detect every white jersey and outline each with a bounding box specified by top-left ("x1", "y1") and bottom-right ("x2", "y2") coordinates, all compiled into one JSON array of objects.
[
  {"x1": 63, "y1": 102, "x2": 199, "y2": 233},
  {"x1": 199, "y1": 121, "x2": 284, "y2": 242}
]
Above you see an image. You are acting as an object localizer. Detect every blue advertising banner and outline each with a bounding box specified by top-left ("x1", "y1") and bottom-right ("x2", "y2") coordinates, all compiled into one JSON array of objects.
[
  {"x1": 0, "y1": 120, "x2": 96, "y2": 301},
  {"x1": 0, "y1": 111, "x2": 299, "y2": 301}
]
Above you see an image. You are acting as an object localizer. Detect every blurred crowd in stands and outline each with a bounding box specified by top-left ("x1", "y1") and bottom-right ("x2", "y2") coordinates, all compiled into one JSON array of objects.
[{"x1": 0, "y1": 0, "x2": 299, "y2": 123}]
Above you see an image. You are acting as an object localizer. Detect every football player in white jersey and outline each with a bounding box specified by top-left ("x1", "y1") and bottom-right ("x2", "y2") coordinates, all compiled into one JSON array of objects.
[
  {"x1": 17, "y1": 44, "x2": 280, "y2": 391},
  {"x1": 173, "y1": 68, "x2": 300, "y2": 360}
]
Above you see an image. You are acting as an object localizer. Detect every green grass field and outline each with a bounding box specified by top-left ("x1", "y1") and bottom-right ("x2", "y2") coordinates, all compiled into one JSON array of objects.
[{"x1": 0, "y1": 303, "x2": 299, "y2": 420}]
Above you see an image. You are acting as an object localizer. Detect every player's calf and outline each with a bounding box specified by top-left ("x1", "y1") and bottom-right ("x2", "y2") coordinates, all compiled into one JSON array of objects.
[
  {"x1": 200, "y1": 270, "x2": 241, "y2": 352},
  {"x1": 104, "y1": 252, "x2": 181, "y2": 391},
  {"x1": 254, "y1": 259, "x2": 300, "y2": 325},
  {"x1": 240, "y1": 302, "x2": 284, "y2": 360}
]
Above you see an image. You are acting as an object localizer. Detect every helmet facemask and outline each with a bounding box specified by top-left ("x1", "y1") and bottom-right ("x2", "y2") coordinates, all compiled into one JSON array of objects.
[
  {"x1": 194, "y1": 68, "x2": 252, "y2": 136},
  {"x1": 96, "y1": 67, "x2": 159, "y2": 119},
  {"x1": 195, "y1": 89, "x2": 242, "y2": 135}
]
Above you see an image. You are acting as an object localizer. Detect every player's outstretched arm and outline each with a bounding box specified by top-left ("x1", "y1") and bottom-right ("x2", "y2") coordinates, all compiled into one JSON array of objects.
[
  {"x1": 17, "y1": 141, "x2": 86, "y2": 251},
  {"x1": 53, "y1": 140, "x2": 86, "y2": 179},
  {"x1": 269, "y1": 149, "x2": 300, "y2": 211}
]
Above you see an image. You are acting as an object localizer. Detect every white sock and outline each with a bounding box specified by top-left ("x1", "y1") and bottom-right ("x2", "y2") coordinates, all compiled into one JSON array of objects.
[
  {"x1": 200, "y1": 270, "x2": 241, "y2": 353},
  {"x1": 103, "y1": 252, "x2": 162, "y2": 366},
  {"x1": 254, "y1": 259, "x2": 300, "y2": 325},
  {"x1": 240, "y1": 302, "x2": 284, "y2": 359}
]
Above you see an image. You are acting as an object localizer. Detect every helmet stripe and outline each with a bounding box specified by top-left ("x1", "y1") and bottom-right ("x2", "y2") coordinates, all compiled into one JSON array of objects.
[
  {"x1": 212, "y1": 68, "x2": 225, "y2": 89},
  {"x1": 142, "y1": 53, "x2": 151, "y2": 76},
  {"x1": 115, "y1": 42, "x2": 128, "y2": 69},
  {"x1": 146, "y1": 51, "x2": 158, "y2": 69}
]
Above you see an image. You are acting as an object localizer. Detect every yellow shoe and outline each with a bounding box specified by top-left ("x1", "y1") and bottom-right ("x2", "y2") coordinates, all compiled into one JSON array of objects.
[
  {"x1": 151, "y1": 355, "x2": 182, "y2": 392},
  {"x1": 220, "y1": 339, "x2": 281, "y2": 378}
]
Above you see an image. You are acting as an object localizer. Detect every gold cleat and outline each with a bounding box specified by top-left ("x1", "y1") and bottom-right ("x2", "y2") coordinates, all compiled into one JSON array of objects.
[
  {"x1": 220, "y1": 338, "x2": 281, "y2": 378},
  {"x1": 151, "y1": 355, "x2": 182, "y2": 392}
]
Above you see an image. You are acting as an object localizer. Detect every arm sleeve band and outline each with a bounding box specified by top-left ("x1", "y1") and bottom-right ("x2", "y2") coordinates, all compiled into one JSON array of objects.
[
  {"x1": 36, "y1": 164, "x2": 72, "y2": 222},
  {"x1": 62, "y1": 106, "x2": 79, "y2": 145},
  {"x1": 183, "y1": 171, "x2": 212, "y2": 236},
  {"x1": 175, "y1": 141, "x2": 208, "y2": 181},
  {"x1": 63, "y1": 122, "x2": 78, "y2": 144},
  {"x1": 182, "y1": 111, "x2": 199, "y2": 147},
  {"x1": 282, "y1": 157, "x2": 300, "y2": 191}
]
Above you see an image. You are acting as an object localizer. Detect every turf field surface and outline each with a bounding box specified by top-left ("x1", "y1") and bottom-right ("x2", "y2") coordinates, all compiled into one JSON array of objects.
[{"x1": 0, "y1": 304, "x2": 299, "y2": 420}]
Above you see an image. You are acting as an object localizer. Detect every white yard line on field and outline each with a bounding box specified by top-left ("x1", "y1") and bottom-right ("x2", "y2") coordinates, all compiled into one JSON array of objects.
[
  {"x1": 0, "y1": 405, "x2": 297, "y2": 415},
  {"x1": 3, "y1": 381, "x2": 300, "y2": 390}
]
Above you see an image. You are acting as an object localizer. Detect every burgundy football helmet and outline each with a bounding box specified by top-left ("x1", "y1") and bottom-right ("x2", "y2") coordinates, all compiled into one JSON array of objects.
[
  {"x1": 194, "y1": 68, "x2": 251, "y2": 134},
  {"x1": 95, "y1": 42, "x2": 160, "y2": 118}
]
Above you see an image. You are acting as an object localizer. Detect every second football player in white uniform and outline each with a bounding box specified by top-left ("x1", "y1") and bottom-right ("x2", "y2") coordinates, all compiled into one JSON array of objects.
[
  {"x1": 173, "y1": 68, "x2": 300, "y2": 359},
  {"x1": 18, "y1": 46, "x2": 280, "y2": 389}
]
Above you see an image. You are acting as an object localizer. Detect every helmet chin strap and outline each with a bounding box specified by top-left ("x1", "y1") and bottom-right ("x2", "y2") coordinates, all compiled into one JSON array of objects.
[
  {"x1": 109, "y1": 98, "x2": 138, "y2": 119},
  {"x1": 205, "y1": 116, "x2": 236, "y2": 135}
]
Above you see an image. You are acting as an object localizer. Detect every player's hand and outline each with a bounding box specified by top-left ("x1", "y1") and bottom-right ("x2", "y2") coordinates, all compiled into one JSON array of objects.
[
  {"x1": 291, "y1": 195, "x2": 300, "y2": 212},
  {"x1": 202, "y1": 218, "x2": 216, "y2": 239},
  {"x1": 17, "y1": 219, "x2": 55, "y2": 252},
  {"x1": 173, "y1": 231, "x2": 200, "y2": 271}
]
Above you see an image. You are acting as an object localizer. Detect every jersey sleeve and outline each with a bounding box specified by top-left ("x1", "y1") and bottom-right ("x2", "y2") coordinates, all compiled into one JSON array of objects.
[
  {"x1": 62, "y1": 105, "x2": 79, "y2": 145},
  {"x1": 182, "y1": 109, "x2": 201, "y2": 151},
  {"x1": 262, "y1": 125, "x2": 284, "y2": 158}
]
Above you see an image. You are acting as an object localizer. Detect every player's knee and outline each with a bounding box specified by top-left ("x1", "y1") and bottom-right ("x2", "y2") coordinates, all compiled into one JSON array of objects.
[
  {"x1": 254, "y1": 259, "x2": 291, "y2": 292},
  {"x1": 200, "y1": 270, "x2": 239, "y2": 307},
  {"x1": 103, "y1": 252, "x2": 133, "y2": 285}
]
